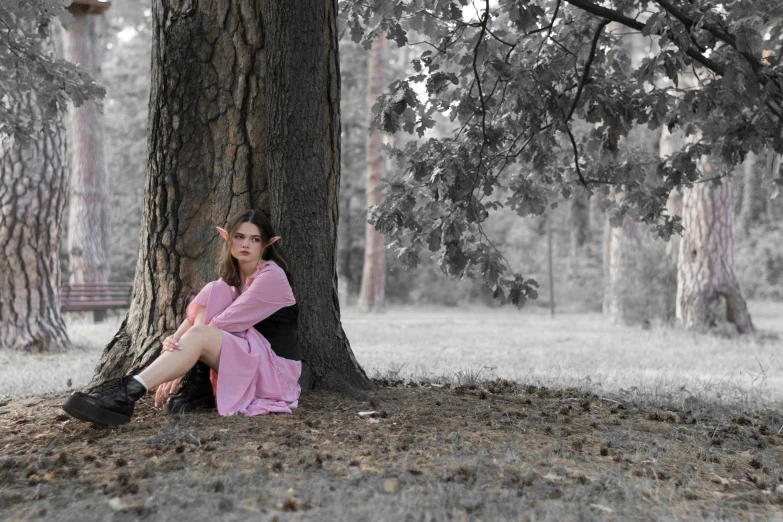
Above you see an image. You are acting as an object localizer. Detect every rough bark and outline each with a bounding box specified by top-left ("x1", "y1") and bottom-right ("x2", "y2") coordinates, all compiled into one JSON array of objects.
[
  {"x1": 91, "y1": 0, "x2": 372, "y2": 393},
  {"x1": 90, "y1": 0, "x2": 268, "y2": 386},
  {"x1": 265, "y1": 0, "x2": 373, "y2": 393},
  {"x1": 358, "y1": 33, "x2": 387, "y2": 313},
  {"x1": 676, "y1": 157, "x2": 754, "y2": 333},
  {"x1": 62, "y1": 11, "x2": 110, "y2": 321},
  {"x1": 0, "y1": 97, "x2": 70, "y2": 352},
  {"x1": 737, "y1": 152, "x2": 765, "y2": 235}
]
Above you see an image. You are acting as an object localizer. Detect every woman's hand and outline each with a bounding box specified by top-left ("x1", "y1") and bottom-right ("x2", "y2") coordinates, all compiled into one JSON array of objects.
[
  {"x1": 154, "y1": 377, "x2": 182, "y2": 408},
  {"x1": 161, "y1": 334, "x2": 182, "y2": 352}
]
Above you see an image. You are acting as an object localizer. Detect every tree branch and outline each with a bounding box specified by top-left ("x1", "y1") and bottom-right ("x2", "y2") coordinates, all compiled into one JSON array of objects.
[
  {"x1": 566, "y1": 19, "x2": 609, "y2": 122},
  {"x1": 563, "y1": 0, "x2": 726, "y2": 75},
  {"x1": 653, "y1": 0, "x2": 764, "y2": 74}
]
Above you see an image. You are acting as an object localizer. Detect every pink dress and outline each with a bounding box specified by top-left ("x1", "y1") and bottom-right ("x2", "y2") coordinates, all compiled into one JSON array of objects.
[{"x1": 185, "y1": 260, "x2": 302, "y2": 416}]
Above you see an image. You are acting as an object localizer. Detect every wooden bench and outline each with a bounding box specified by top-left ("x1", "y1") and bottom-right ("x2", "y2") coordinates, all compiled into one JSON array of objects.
[{"x1": 60, "y1": 282, "x2": 133, "y2": 312}]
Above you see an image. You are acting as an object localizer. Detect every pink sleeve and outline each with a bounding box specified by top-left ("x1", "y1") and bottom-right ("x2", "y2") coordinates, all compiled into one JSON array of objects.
[{"x1": 209, "y1": 267, "x2": 295, "y2": 334}]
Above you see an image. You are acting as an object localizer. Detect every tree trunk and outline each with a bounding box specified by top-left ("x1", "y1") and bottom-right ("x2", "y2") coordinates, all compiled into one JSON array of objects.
[
  {"x1": 676, "y1": 157, "x2": 754, "y2": 333},
  {"x1": 737, "y1": 152, "x2": 765, "y2": 235},
  {"x1": 0, "y1": 99, "x2": 70, "y2": 352},
  {"x1": 62, "y1": 10, "x2": 110, "y2": 321},
  {"x1": 764, "y1": 150, "x2": 781, "y2": 222},
  {"x1": 567, "y1": 190, "x2": 589, "y2": 277},
  {"x1": 659, "y1": 126, "x2": 684, "y2": 267},
  {"x1": 604, "y1": 213, "x2": 640, "y2": 324},
  {"x1": 601, "y1": 216, "x2": 611, "y2": 314},
  {"x1": 266, "y1": 0, "x2": 373, "y2": 393},
  {"x1": 358, "y1": 33, "x2": 387, "y2": 312},
  {"x1": 90, "y1": 0, "x2": 373, "y2": 394}
]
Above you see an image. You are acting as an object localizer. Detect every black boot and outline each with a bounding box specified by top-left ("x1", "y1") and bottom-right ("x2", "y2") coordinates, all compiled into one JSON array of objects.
[
  {"x1": 164, "y1": 361, "x2": 216, "y2": 414},
  {"x1": 62, "y1": 377, "x2": 146, "y2": 425}
]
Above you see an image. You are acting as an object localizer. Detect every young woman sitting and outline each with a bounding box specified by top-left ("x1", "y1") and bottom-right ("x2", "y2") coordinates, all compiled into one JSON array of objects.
[{"x1": 62, "y1": 208, "x2": 302, "y2": 425}]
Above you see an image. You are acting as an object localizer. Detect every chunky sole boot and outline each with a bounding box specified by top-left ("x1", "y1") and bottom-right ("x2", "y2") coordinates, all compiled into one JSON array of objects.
[
  {"x1": 63, "y1": 392, "x2": 132, "y2": 425},
  {"x1": 163, "y1": 361, "x2": 216, "y2": 415},
  {"x1": 62, "y1": 377, "x2": 145, "y2": 426},
  {"x1": 164, "y1": 394, "x2": 216, "y2": 414}
]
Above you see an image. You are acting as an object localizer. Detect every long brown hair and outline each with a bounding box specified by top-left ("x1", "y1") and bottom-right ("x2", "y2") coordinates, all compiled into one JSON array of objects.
[{"x1": 218, "y1": 208, "x2": 292, "y2": 288}]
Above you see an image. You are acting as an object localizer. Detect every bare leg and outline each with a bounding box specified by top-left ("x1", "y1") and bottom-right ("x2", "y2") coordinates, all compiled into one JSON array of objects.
[{"x1": 138, "y1": 324, "x2": 223, "y2": 390}]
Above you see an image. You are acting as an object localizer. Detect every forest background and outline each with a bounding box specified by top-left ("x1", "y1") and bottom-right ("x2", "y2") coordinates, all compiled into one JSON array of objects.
[
  {"x1": 92, "y1": 0, "x2": 783, "y2": 317},
  {"x1": 3, "y1": 1, "x2": 783, "y2": 519}
]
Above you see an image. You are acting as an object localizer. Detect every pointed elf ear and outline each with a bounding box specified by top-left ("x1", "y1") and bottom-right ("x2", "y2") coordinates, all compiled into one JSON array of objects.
[
  {"x1": 216, "y1": 227, "x2": 229, "y2": 241},
  {"x1": 267, "y1": 236, "x2": 281, "y2": 246}
]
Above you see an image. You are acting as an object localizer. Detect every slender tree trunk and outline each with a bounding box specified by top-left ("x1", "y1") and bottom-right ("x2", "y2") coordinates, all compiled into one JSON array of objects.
[
  {"x1": 765, "y1": 150, "x2": 781, "y2": 222},
  {"x1": 737, "y1": 152, "x2": 764, "y2": 235},
  {"x1": 0, "y1": 98, "x2": 70, "y2": 352},
  {"x1": 601, "y1": 217, "x2": 611, "y2": 314},
  {"x1": 265, "y1": 0, "x2": 372, "y2": 393},
  {"x1": 605, "y1": 212, "x2": 640, "y2": 324},
  {"x1": 62, "y1": 9, "x2": 110, "y2": 321},
  {"x1": 567, "y1": 191, "x2": 589, "y2": 277},
  {"x1": 358, "y1": 33, "x2": 387, "y2": 312},
  {"x1": 676, "y1": 157, "x2": 754, "y2": 333},
  {"x1": 90, "y1": 0, "x2": 372, "y2": 394},
  {"x1": 660, "y1": 126, "x2": 684, "y2": 266}
]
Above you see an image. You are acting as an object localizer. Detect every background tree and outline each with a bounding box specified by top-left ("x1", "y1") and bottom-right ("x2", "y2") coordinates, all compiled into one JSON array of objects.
[
  {"x1": 358, "y1": 32, "x2": 388, "y2": 312},
  {"x1": 90, "y1": 0, "x2": 372, "y2": 394},
  {"x1": 0, "y1": 1, "x2": 103, "y2": 352},
  {"x1": 737, "y1": 153, "x2": 765, "y2": 235},
  {"x1": 62, "y1": 0, "x2": 111, "y2": 322},
  {"x1": 676, "y1": 156, "x2": 754, "y2": 332}
]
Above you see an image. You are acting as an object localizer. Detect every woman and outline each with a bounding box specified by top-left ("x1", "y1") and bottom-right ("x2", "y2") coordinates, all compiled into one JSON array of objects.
[{"x1": 62, "y1": 209, "x2": 302, "y2": 425}]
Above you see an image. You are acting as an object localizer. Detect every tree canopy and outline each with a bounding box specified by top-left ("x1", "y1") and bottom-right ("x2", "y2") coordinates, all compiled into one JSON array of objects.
[
  {"x1": 342, "y1": 0, "x2": 783, "y2": 306},
  {"x1": 0, "y1": 0, "x2": 104, "y2": 143}
]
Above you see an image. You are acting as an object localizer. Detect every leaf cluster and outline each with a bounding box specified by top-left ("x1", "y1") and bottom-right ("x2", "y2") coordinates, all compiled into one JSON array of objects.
[
  {"x1": 341, "y1": 0, "x2": 783, "y2": 307},
  {"x1": 0, "y1": 0, "x2": 105, "y2": 143}
]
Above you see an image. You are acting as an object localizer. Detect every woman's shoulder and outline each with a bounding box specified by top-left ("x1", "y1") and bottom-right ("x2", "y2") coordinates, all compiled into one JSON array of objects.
[{"x1": 251, "y1": 260, "x2": 287, "y2": 283}]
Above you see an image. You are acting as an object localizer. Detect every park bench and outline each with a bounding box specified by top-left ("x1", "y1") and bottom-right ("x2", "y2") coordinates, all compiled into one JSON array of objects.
[{"x1": 60, "y1": 282, "x2": 133, "y2": 312}]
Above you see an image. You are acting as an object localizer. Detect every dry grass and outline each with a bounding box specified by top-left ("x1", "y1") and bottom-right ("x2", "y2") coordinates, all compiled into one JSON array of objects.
[
  {"x1": 0, "y1": 315, "x2": 122, "y2": 398},
  {"x1": 343, "y1": 300, "x2": 783, "y2": 410},
  {"x1": 2, "y1": 304, "x2": 783, "y2": 520},
  {"x1": 2, "y1": 384, "x2": 782, "y2": 521},
  {"x1": 2, "y1": 302, "x2": 782, "y2": 412}
]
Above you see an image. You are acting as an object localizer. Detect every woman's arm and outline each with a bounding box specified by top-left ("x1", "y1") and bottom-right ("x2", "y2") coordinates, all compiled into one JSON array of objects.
[
  {"x1": 161, "y1": 317, "x2": 194, "y2": 352},
  {"x1": 209, "y1": 268, "x2": 294, "y2": 333}
]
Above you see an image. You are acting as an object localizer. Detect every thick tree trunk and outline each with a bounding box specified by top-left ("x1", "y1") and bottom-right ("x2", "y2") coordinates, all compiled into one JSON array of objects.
[
  {"x1": 676, "y1": 157, "x2": 754, "y2": 333},
  {"x1": 62, "y1": 11, "x2": 110, "y2": 321},
  {"x1": 737, "y1": 152, "x2": 765, "y2": 235},
  {"x1": 266, "y1": 0, "x2": 373, "y2": 393},
  {"x1": 0, "y1": 99, "x2": 70, "y2": 352},
  {"x1": 91, "y1": 0, "x2": 372, "y2": 393},
  {"x1": 358, "y1": 33, "x2": 387, "y2": 312}
]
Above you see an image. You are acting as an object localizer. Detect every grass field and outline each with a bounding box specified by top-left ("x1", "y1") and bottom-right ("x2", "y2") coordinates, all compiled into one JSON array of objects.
[{"x1": 2, "y1": 301, "x2": 781, "y2": 410}]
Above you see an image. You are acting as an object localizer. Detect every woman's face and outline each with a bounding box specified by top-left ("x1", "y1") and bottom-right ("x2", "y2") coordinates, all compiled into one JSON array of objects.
[{"x1": 230, "y1": 222, "x2": 265, "y2": 263}]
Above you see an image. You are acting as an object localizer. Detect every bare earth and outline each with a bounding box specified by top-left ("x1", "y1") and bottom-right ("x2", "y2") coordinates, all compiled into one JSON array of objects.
[
  {"x1": 2, "y1": 379, "x2": 783, "y2": 521},
  {"x1": 1, "y1": 302, "x2": 782, "y2": 520}
]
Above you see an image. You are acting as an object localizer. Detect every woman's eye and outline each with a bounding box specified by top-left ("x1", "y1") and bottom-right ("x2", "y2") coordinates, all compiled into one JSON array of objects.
[{"x1": 252, "y1": 238, "x2": 261, "y2": 243}]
